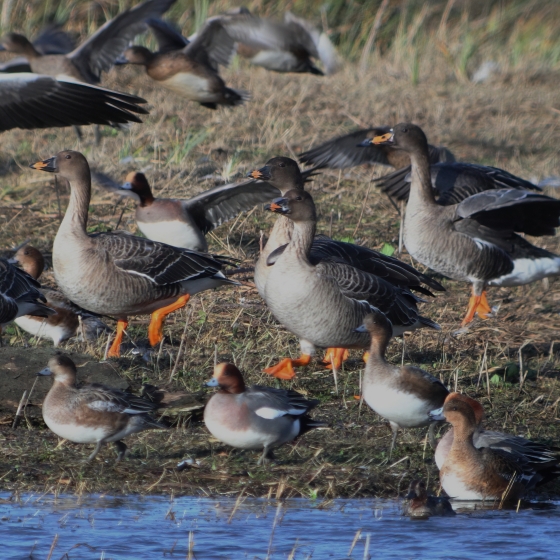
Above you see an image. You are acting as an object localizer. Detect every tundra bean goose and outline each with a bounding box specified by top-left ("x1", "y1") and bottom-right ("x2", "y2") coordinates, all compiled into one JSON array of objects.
[
  {"x1": 93, "y1": 170, "x2": 281, "y2": 251},
  {"x1": 38, "y1": 354, "x2": 166, "y2": 463},
  {"x1": 0, "y1": 258, "x2": 53, "y2": 326},
  {"x1": 206, "y1": 8, "x2": 341, "y2": 75},
  {"x1": 30, "y1": 150, "x2": 237, "y2": 357},
  {"x1": 299, "y1": 126, "x2": 454, "y2": 170},
  {"x1": 355, "y1": 311, "x2": 448, "y2": 455},
  {"x1": 120, "y1": 18, "x2": 248, "y2": 109},
  {"x1": 263, "y1": 189, "x2": 440, "y2": 380},
  {"x1": 10, "y1": 245, "x2": 109, "y2": 346},
  {"x1": 248, "y1": 157, "x2": 443, "y2": 378},
  {"x1": 370, "y1": 123, "x2": 560, "y2": 325},
  {"x1": 0, "y1": 0, "x2": 176, "y2": 83}
]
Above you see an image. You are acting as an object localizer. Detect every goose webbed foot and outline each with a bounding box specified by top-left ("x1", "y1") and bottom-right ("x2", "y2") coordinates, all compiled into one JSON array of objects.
[
  {"x1": 107, "y1": 319, "x2": 128, "y2": 358},
  {"x1": 148, "y1": 294, "x2": 190, "y2": 346},
  {"x1": 264, "y1": 354, "x2": 311, "y2": 379},
  {"x1": 322, "y1": 347, "x2": 349, "y2": 370},
  {"x1": 461, "y1": 290, "x2": 492, "y2": 326}
]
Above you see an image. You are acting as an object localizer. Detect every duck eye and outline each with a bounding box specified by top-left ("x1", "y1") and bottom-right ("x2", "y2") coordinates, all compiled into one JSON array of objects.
[
  {"x1": 402, "y1": 128, "x2": 408, "y2": 133},
  {"x1": 278, "y1": 162, "x2": 285, "y2": 167},
  {"x1": 295, "y1": 196, "x2": 302, "y2": 201},
  {"x1": 65, "y1": 155, "x2": 71, "y2": 159}
]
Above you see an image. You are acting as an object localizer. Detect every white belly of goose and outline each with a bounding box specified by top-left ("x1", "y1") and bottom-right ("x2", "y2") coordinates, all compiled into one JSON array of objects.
[
  {"x1": 363, "y1": 382, "x2": 431, "y2": 428},
  {"x1": 162, "y1": 73, "x2": 214, "y2": 102},
  {"x1": 14, "y1": 315, "x2": 73, "y2": 346},
  {"x1": 137, "y1": 219, "x2": 207, "y2": 251},
  {"x1": 489, "y1": 256, "x2": 560, "y2": 287}
]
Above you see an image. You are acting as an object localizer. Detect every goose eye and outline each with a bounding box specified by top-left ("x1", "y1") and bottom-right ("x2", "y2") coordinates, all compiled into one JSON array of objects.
[
  {"x1": 295, "y1": 196, "x2": 302, "y2": 201},
  {"x1": 278, "y1": 162, "x2": 285, "y2": 167},
  {"x1": 402, "y1": 128, "x2": 408, "y2": 133},
  {"x1": 65, "y1": 155, "x2": 71, "y2": 159}
]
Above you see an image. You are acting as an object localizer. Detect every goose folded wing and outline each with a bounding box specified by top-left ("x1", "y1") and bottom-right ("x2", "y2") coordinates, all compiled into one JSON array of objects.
[
  {"x1": 247, "y1": 386, "x2": 318, "y2": 418},
  {"x1": 94, "y1": 231, "x2": 226, "y2": 284},
  {"x1": 147, "y1": 18, "x2": 189, "y2": 53},
  {"x1": 0, "y1": 259, "x2": 42, "y2": 299},
  {"x1": 186, "y1": 19, "x2": 237, "y2": 70},
  {"x1": 69, "y1": 0, "x2": 177, "y2": 82},
  {"x1": 185, "y1": 180, "x2": 281, "y2": 234},
  {"x1": 456, "y1": 189, "x2": 560, "y2": 236},
  {"x1": 83, "y1": 384, "x2": 158, "y2": 414},
  {"x1": 299, "y1": 128, "x2": 394, "y2": 169}
]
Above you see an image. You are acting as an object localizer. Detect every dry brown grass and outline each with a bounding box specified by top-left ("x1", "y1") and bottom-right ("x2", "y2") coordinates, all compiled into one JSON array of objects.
[{"x1": 0, "y1": 50, "x2": 559, "y2": 500}]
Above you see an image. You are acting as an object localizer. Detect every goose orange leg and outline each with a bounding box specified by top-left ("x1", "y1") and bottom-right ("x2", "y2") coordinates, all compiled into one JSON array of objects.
[
  {"x1": 108, "y1": 319, "x2": 128, "y2": 358},
  {"x1": 148, "y1": 294, "x2": 190, "y2": 347},
  {"x1": 322, "y1": 347, "x2": 349, "y2": 370},
  {"x1": 264, "y1": 354, "x2": 312, "y2": 380},
  {"x1": 461, "y1": 289, "x2": 492, "y2": 326}
]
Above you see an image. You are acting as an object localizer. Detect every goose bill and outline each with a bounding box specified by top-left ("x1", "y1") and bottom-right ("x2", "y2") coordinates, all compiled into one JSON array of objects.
[
  {"x1": 247, "y1": 165, "x2": 271, "y2": 180},
  {"x1": 30, "y1": 156, "x2": 57, "y2": 172},
  {"x1": 371, "y1": 131, "x2": 394, "y2": 145}
]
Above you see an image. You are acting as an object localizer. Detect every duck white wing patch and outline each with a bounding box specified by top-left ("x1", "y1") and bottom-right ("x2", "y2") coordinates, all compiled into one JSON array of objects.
[
  {"x1": 254, "y1": 407, "x2": 288, "y2": 419},
  {"x1": 87, "y1": 400, "x2": 124, "y2": 413}
]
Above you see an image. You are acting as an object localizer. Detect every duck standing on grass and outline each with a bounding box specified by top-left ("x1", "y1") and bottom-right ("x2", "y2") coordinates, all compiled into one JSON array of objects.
[
  {"x1": 10, "y1": 245, "x2": 110, "y2": 346},
  {"x1": 204, "y1": 363, "x2": 326, "y2": 465},
  {"x1": 260, "y1": 188, "x2": 440, "y2": 380},
  {"x1": 38, "y1": 354, "x2": 167, "y2": 462},
  {"x1": 356, "y1": 311, "x2": 448, "y2": 455},
  {"x1": 30, "y1": 151, "x2": 238, "y2": 358},
  {"x1": 366, "y1": 123, "x2": 560, "y2": 326},
  {"x1": 431, "y1": 394, "x2": 547, "y2": 502},
  {"x1": 404, "y1": 480, "x2": 455, "y2": 518}
]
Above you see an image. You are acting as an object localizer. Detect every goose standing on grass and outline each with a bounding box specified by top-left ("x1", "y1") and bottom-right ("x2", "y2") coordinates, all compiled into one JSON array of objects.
[
  {"x1": 30, "y1": 150, "x2": 238, "y2": 358},
  {"x1": 0, "y1": 73, "x2": 148, "y2": 132},
  {"x1": 10, "y1": 245, "x2": 109, "y2": 346},
  {"x1": 431, "y1": 393, "x2": 560, "y2": 485},
  {"x1": 120, "y1": 18, "x2": 248, "y2": 109},
  {"x1": 204, "y1": 362, "x2": 326, "y2": 465},
  {"x1": 368, "y1": 123, "x2": 560, "y2": 326},
  {"x1": 38, "y1": 354, "x2": 167, "y2": 462},
  {"x1": 209, "y1": 8, "x2": 341, "y2": 76},
  {"x1": 431, "y1": 393, "x2": 547, "y2": 502},
  {"x1": 299, "y1": 126, "x2": 454, "y2": 170},
  {"x1": 248, "y1": 157, "x2": 443, "y2": 379},
  {"x1": 0, "y1": 258, "x2": 53, "y2": 327},
  {"x1": 262, "y1": 189, "x2": 441, "y2": 380},
  {"x1": 356, "y1": 311, "x2": 448, "y2": 455},
  {"x1": 93, "y1": 170, "x2": 281, "y2": 252}
]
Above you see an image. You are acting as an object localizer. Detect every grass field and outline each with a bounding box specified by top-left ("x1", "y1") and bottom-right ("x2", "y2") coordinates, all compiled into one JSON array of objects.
[{"x1": 0, "y1": 1, "x2": 559, "y2": 500}]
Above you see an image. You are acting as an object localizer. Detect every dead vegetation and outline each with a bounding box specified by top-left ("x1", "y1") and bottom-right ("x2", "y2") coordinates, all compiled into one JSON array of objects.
[{"x1": 0, "y1": 7, "x2": 560, "y2": 499}]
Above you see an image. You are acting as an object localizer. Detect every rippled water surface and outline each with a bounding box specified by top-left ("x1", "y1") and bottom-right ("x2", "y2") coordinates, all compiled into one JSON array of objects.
[{"x1": 0, "y1": 493, "x2": 558, "y2": 559}]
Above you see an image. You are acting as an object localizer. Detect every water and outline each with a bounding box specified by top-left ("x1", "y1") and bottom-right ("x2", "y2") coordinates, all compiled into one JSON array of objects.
[{"x1": 0, "y1": 494, "x2": 558, "y2": 559}]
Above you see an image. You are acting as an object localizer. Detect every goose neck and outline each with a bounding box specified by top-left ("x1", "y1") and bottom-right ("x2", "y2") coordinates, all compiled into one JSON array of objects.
[{"x1": 409, "y1": 150, "x2": 436, "y2": 206}]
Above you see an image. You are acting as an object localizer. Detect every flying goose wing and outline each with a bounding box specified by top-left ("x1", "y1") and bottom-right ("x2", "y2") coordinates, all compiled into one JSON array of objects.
[
  {"x1": 147, "y1": 18, "x2": 189, "y2": 53},
  {"x1": 0, "y1": 74, "x2": 148, "y2": 132},
  {"x1": 185, "y1": 180, "x2": 281, "y2": 234},
  {"x1": 69, "y1": 0, "x2": 177, "y2": 83}
]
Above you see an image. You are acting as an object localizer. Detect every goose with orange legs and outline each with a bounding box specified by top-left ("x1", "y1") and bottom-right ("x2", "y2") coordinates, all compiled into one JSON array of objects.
[{"x1": 30, "y1": 151, "x2": 237, "y2": 357}]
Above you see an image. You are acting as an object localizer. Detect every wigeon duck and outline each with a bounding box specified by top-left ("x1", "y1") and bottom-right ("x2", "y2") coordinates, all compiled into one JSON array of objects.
[
  {"x1": 10, "y1": 245, "x2": 109, "y2": 346},
  {"x1": 367, "y1": 123, "x2": 560, "y2": 326},
  {"x1": 261, "y1": 189, "x2": 441, "y2": 380},
  {"x1": 204, "y1": 363, "x2": 326, "y2": 464},
  {"x1": 433, "y1": 393, "x2": 545, "y2": 502},
  {"x1": 0, "y1": 0, "x2": 176, "y2": 84},
  {"x1": 248, "y1": 157, "x2": 443, "y2": 379},
  {"x1": 0, "y1": 24, "x2": 75, "y2": 73},
  {"x1": 356, "y1": 311, "x2": 448, "y2": 454},
  {"x1": 404, "y1": 479, "x2": 455, "y2": 518},
  {"x1": 299, "y1": 126, "x2": 454, "y2": 170},
  {"x1": 0, "y1": 73, "x2": 147, "y2": 132},
  {"x1": 30, "y1": 150, "x2": 238, "y2": 358},
  {"x1": 432, "y1": 393, "x2": 560, "y2": 486},
  {"x1": 0, "y1": 258, "x2": 53, "y2": 326},
  {"x1": 38, "y1": 354, "x2": 166, "y2": 462},
  {"x1": 94, "y1": 170, "x2": 280, "y2": 252},
  {"x1": 120, "y1": 18, "x2": 248, "y2": 109},
  {"x1": 204, "y1": 8, "x2": 341, "y2": 75}
]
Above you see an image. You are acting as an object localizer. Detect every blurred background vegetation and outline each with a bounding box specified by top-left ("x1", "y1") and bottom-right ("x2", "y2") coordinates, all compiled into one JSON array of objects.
[{"x1": 2, "y1": 0, "x2": 559, "y2": 82}]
